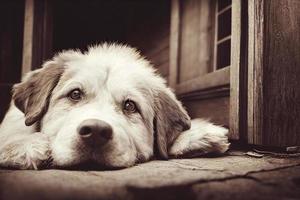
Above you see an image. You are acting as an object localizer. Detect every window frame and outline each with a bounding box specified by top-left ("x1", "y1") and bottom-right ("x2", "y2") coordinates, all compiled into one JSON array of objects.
[
  {"x1": 213, "y1": 0, "x2": 232, "y2": 71},
  {"x1": 169, "y1": 0, "x2": 234, "y2": 93}
]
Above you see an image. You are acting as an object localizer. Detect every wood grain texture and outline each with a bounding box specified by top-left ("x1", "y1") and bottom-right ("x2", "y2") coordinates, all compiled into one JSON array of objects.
[
  {"x1": 262, "y1": 0, "x2": 300, "y2": 146},
  {"x1": 237, "y1": 0, "x2": 249, "y2": 142},
  {"x1": 175, "y1": 67, "x2": 230, "y2": 95},
  {"x1": 169, "y1": 0, "x2": 180, "y2": 88},
  {"x1": 247, "y1": 0, "x2": 264, "y2": 145},
  {"x1": 183, "y1": 97, "x2": 230, "y2": 128},
  {"x1": 22, "y1": 0, "x2": 34, "y2": 75},
  {"x1": 229, "y1": 0, "x2": 242, "y2": 140},
  {"x1": 178, "y1": 0, "x2": 215, "y2": 83},
  {"x1": 170, "y1": 0, "x2": 230, "y2": 93},
  {"x1": 248, "y1": 0, "x2": 300, "y2": 146},
  {"x1": 169, "y1": 0, "x2": 230, "y2": 137}
]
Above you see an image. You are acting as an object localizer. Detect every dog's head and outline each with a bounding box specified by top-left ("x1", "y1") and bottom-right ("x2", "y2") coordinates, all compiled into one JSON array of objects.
[{"x1": 12, "y1": 44, "x2": 190, "y2": 169}]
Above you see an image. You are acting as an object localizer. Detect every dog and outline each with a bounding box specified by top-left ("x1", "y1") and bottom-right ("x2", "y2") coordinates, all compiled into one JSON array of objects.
[{"x1": 0, "y1": 43, "x2": 229, "y2": 170}]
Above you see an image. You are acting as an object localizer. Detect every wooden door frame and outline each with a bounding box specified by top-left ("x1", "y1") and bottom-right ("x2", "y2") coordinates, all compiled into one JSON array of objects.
[
  {"x1": 247, "y1": 0, "x2": 264, "y2": 145},
  {"x1": 22, "y1": 0, "x2": 53, "y2": 75},
  {"x1": 247, "y1": 0, "x2": 300, "y2": 147}
]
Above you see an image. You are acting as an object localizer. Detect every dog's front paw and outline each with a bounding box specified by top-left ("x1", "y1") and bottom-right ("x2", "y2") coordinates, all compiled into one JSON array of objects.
[
  {"x1": 0, "y1": 133, "x2": 51, "y2": 170},
  {"x1": 169, "y1": 119, "x2": 230, "y2": 158}
]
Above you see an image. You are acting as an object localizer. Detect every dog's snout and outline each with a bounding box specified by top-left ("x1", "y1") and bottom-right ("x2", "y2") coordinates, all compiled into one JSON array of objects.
[{"x1": 77, "y1": 119, "x2": 113, "y2": 145}]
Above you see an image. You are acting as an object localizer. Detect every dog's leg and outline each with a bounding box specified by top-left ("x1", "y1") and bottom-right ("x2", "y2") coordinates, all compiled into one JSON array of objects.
[
  {"x1": 169, "y1": 119, "x2": 230, "y2": 158},
  {"x1": 0, "y1": 133, "x2": 50, "y2": 170},
  {"x1": 0, "y1": 105, "x2": 51, "y2": 170}
]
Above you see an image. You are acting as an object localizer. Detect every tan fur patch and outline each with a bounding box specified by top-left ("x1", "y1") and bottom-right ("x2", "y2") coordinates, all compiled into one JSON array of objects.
[{"x1": 13, "y1": 64, "x2": 65, "y2": 126}]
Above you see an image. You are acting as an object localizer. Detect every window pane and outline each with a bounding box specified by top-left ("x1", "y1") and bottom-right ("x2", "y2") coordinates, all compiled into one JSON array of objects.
[
  {"x1": 217, "y1": 8, "x2": 231, "y2": 40},
  {"x1": 216, "y1": 39, "x2": 231, "y2": 69}
]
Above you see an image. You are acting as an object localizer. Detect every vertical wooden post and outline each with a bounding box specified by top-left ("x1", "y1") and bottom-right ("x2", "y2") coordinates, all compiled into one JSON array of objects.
[
  {"x1": 247, "y1": 0, "x2": 264, "y2": 145},
  {"x1": 22, "y1": 0, "x2": 53, "y2": 73},
  {"x1": 22, "y1": 0, "x2": 34, "y2": 75},
  {"x1": 229, "y1": 0, "x2": 242, "y2": 140},
  {"x1": 248, "y1": 0, "x2": 300, "y2": 146},
  {"x1": 169, "y1": 0, "x2": 180, "y2": 89}
]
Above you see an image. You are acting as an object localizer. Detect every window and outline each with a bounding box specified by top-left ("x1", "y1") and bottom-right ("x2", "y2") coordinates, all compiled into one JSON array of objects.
[
  {"x1": 214, "y1": 0, "x2": 232, "y2": 70},
  {"x1": 170, "y1": 0, "x2": 231, "y2": 95}
]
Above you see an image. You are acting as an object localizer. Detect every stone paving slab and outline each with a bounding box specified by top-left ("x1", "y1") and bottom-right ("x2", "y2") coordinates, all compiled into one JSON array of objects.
[{"x1": 0, "y1": 151, "x2": 300, "y2": 200}]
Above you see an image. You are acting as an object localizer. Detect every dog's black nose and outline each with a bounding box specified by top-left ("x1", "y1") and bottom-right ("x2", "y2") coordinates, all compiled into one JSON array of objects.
[{"x1": 77, "y1": 119, "x2": 113, "y2": 145}]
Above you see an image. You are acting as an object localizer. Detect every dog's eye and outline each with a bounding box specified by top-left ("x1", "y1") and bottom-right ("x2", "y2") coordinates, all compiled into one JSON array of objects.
[
  {"x1": 68, "y1": 89, "x2": 82, "y2": 101},
  {"x1": 123, "y1": 100, "x2": 137, "y2": 113}
]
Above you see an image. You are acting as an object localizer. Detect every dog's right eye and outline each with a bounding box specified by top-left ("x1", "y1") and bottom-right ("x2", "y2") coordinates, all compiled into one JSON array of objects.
[{"x1": 68, "y1": 89, "x2": 82, "y2": 101}]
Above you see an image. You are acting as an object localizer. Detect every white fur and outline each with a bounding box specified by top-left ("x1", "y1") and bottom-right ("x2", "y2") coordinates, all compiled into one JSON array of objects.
[
  {"x1": 0, "y1": 43, "x2": 229, "y2": 169},
  {"x1": 169, "y1": 119, "x2": 229, "y2": 157}
]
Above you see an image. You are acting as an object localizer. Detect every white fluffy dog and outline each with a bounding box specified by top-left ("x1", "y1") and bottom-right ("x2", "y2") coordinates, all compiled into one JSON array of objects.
[{"x1": 0, "y1": 44, "x2": 229, "y2": 170}]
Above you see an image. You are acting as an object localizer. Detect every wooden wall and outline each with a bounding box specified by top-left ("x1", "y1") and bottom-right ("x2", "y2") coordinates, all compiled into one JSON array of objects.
[
  {"x1": 184, "y1": 96, "x2": 229, "y2": 127},
  {"x1": 178, "y1": 0, "x2": 215, "y2": 83},
  {"x1": 262, "y1": 0, "x2": 300, "y2": 146},
  {"x1": 248, "y1": 0, "x2": 300, "y2": 147},
  {"x1": 169, "y1": 0, "x2": 230, "y2": 128}
]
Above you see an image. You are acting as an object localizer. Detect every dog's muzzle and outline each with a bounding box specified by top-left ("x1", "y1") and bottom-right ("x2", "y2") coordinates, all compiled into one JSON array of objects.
[{"x1": 77, "y1": 119, "x2": 113, "y2": 146}]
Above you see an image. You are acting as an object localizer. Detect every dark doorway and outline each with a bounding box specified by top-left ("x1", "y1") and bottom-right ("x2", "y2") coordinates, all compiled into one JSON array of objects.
[
  {"x1": 0, "y1": 0, "x2": 25, "y2": 120},
  {"x1": 52, "y1": 0, "x2": 170, "y2": 55}
]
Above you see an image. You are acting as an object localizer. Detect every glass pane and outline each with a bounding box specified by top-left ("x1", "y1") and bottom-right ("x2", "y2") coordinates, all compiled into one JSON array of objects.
[
  {"x1": 216, "y1": 39, "x2": 231, "y2": 69},
  {"x1": 217, "y1": 8, "x2": 231, "y2": 40}
]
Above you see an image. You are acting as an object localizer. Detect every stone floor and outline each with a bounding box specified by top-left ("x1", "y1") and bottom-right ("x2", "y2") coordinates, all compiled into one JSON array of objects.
[{"x1": 0, "y1": 150, "x2": 300, "y2": 200}]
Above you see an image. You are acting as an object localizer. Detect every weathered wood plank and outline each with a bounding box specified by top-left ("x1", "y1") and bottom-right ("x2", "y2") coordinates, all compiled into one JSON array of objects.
[
  {"x1": 178, "y1": 0, "x2": 215, "y2": 83},
  {"x1": 229, "y1": 0, "x2": 242, "y2": 140},
  {"x1": 22, "y1": 0, "x2": 34, "y2": 75},
  {"x1": 183, "y1": 96, "x2": 230, "y2": 128},
  {"x1": 169, "y1": 0, "x2": 180, "y2": 88},
  {"x1": 247, "y1": 0, "x2": 264, "y2": 145},
  {"x1": 248, "y1": 0, "x2": 300, "y2": 146},
  {"x1": 175, "y1": 67, "x2": 230, "y2": 95},
  {"x1": 262, "y1": 0, "x2": 300, "y2": 146}
]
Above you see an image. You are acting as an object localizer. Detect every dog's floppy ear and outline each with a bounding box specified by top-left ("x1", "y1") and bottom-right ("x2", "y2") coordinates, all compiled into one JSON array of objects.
[
  {"x1": 12, "y1": 63, "x2": 64, "y2": 126},
  {"x1": 154, "y1": 88, "x2": 191, "y2": 159}
]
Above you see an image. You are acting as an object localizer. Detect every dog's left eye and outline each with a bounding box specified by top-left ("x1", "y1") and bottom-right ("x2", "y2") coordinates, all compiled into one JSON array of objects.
[
  {"x1": 123, "y1": 100, "x2": 137, "y2": 113},
  {"x1": 68, "y1": 89, "x2": 82, "y2": 101}
]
